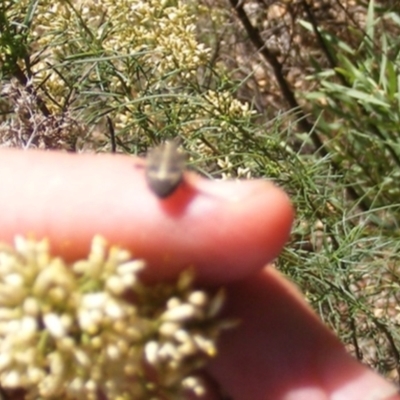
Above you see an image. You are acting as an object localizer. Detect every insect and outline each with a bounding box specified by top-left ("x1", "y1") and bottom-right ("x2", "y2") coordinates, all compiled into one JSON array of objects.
[{"x1": 145, "y1": 139, "x2": 186, "y2": 198}]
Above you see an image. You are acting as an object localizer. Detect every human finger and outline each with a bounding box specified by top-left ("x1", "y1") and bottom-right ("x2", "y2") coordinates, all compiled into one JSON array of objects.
[{"x1": 0, "y1": 149, "x2": 293, "y2": 283}]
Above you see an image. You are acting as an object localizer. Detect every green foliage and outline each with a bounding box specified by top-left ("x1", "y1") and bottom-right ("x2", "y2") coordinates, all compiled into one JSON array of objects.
[
  {"x1": 303, "y1": 4, "x2": 400, "y2": 213},
  {"x1": 293, "y1": 0, "x2": 400, "y2": 377}
]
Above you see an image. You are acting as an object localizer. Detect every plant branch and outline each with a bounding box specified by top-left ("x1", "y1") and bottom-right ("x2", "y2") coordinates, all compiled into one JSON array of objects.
[{"x1": 229, "y1": 0, "x2": 370, "y2": 212}]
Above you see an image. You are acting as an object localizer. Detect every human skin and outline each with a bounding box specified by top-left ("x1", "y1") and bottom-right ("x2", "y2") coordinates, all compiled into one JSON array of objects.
[{"x1": 0, "y1": 149, "x2": 398, "y2": 400}]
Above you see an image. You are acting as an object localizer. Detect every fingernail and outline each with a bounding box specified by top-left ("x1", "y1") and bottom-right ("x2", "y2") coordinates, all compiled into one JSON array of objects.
[{"x1": 193, "y1": 177, "x2": 273, "y2": 202}]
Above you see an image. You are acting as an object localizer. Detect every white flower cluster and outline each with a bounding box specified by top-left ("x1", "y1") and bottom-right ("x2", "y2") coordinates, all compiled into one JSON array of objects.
[
  {"x1": 3, "y1": 1, "x2": 256, "y2": 156},
  {"x1": 7, "y1": 0, "x2": 211, "y2": 104},
  {"x1": 0, "y1": 236, "x2": 229, "y2": 399},
  {"x1": 217, "y1": 156, "x2": 253, "y2": 180},
  {"x1": 203, "y1": 90, "x2": 255, "y2": 119}
]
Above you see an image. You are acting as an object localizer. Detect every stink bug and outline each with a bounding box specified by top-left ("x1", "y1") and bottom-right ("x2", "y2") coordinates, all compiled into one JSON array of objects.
[{"x1": 145, "y1": 139, "x2": 186, "y2": 198}]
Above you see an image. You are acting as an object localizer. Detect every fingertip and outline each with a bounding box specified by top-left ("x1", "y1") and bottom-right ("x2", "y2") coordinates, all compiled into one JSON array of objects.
[{"x1": 183, "y1": 177, "x2": 294, "y2": 282}]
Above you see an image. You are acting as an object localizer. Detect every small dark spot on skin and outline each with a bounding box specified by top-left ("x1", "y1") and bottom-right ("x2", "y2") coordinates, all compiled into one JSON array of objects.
[{"x1": 145, "y1": 140, "x2": 186, "y2": 198}]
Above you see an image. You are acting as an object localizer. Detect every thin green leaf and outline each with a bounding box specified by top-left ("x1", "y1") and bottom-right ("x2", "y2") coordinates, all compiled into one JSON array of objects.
[
  {"x1": 23, "y1": 0, "x2": 39, "y2": 30},
  {"x1": 387, "y1": 12, "x2": 400, "y2": 27},
  {"x1": 321, "y1": 82, "x2": 390, "y2": 107},
  {"x1": 336, "y1": 54, "x2": 363, "y2": 82},
  {"x1": 386, "y1": 60, "x2": 397, "y2": 101},
  {"x1": 366, "y1": 0, "x2": 375, "y2": 41},
  {"x1": 397, "y1": 74, "x2": 400, "y2": 113},
  {"x1": 379, "y1": 34, "x2": 388, "y2": 91}
]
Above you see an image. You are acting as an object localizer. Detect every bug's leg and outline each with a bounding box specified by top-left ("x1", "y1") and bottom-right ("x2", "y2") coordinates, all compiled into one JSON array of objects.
[{"x1": 106, "y1": 116, "x2": 116, "y2": 153}]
